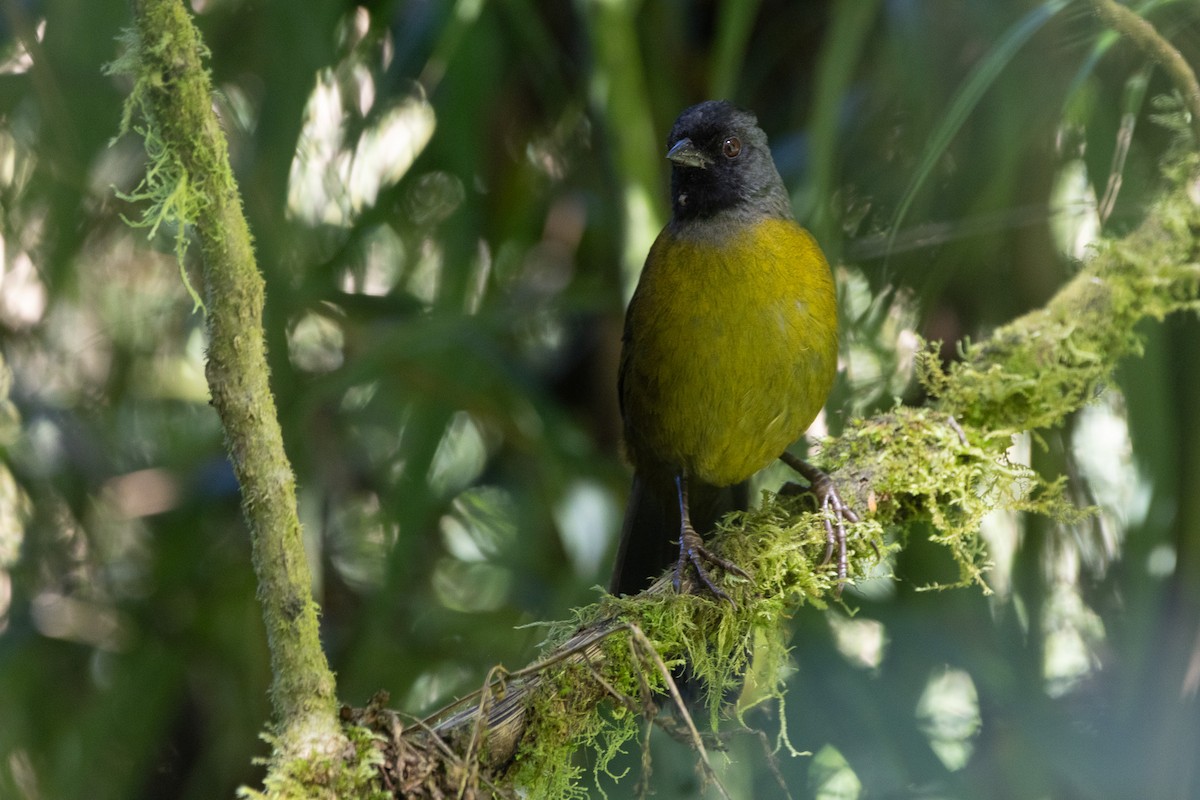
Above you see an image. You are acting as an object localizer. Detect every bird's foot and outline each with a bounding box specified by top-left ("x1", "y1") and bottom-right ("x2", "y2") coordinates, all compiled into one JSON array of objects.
[
  {"x1": 779, "y1": 452, "x2": 863, "y2": 588},
  {"x1": 673, "y1": 525, "x2": 750, "y2": 606}
]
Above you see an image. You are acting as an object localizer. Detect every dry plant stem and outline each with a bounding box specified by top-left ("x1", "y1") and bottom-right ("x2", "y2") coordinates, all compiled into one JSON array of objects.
[
  {"x1": 947, "y1": 415, "x2": 969, "y2": 446},
  {"x1": 427, "y1": 616, "x2": 626, "y2": 756},
  {"x1": 459, "y1": 663, "x2": 509, "y2": 798},
  {"x1": 427, "y1": 618, "x2": 733, "y2": 797},
  {"x1": 582, "y1": 645, "x2": 703, "y2": 766},
  {"x1": 1089, "y1": 0, "x2": 1200, "y2": 143},
  {"x1": 626, "y1": 624, "x2": 732, "y2": 800},
  {"x1": 403, "y1": 712, "x2": 508, "y2": 797},
  {"x1": 751, "y1": 728, "x2": 797, "y2": 800},
  {"x1": 128, "y1": 0, "x2": 341, "y2": 751}
]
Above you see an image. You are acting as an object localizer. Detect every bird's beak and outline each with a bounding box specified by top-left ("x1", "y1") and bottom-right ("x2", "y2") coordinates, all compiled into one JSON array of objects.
[{"x1": 666, "y1": 138, "x2": 711, "y2": 169}]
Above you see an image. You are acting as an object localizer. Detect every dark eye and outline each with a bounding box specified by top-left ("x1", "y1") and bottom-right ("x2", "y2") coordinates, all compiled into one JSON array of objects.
[{"x1": 722, "y1": 136, "x2": 741, "y2": 158}]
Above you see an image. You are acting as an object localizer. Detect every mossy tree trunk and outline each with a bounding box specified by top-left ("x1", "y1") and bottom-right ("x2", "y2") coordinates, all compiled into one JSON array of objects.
[{"x1": 119, "y1": 0, "x2": 344, "y2": 767}]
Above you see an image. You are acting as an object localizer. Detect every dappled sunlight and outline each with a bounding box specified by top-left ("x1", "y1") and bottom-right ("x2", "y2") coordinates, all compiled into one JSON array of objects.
[
  {"x1": 1050, "y1": 149, "x2": 1102, "y2": 261},
  {"x1": 916, "y1": 667, "x2": 980, "y2": 772},
  {"x1": 1069, "y1": 392, "x2": 1149, "y2": 574},
  {"x1": 286, "y1": 68, "x2": 435, "y2": 227},
  {"x1": 126, "y1": 325, "x2": 210, "y2": 403},
  {"x1": 1146, "y1": 541, "x2": 1176, "y2": 577},
  {"x1": 338, "y1": 223, "x2": 407, "y2": 296},
  {"x1": 432, "y1": 559, "x2": 512, "y2": 613},
  {"x1": 837, "y1": 265, "x2": 920, "y2": 417},
  {"x1": 0, "y1": 450, "x2": 26, "y2": 634},
  {"x1": 810, "y1": 744, "x2": 862, "y2": 800},
  {"x1": 980, "y1": 432, "x2": 1031, "y2": 601},
  {"x1": 0, "y1": 129, "x2": 46, "y2": 332},
  {"x1": 553, "y1": 479, "x2": 619, "y2": 577},
  {"x1": 979, "y1": 506, "x2": 1020, "y2": 600},
  {"x1": 401, "y1": 661, "x2": 475, "y2": 717},
  {"x1": 287, "y1": 310, "x2": 346, "y2": 374},
  {"x1": 0, "y1": 250, "x2": 45, "y2": 330},
  {"x1": 427, "y1": 412, "x2": 489, "y2": 498},
  {"x1": 1012, "y1": 392, "x2": 1147, "y2": 695},
  {"x1": 827, "y1": 613, "x2": 887, "y2": 671},
  {"x1": 99, "y1": 468, "x2": 181, "y2": 520},
  {"x1": 619, "y1": 185, "x2": 659, "y2": 300},
  {"x1": 434, "y1": 486, "x2": 519, "y2": 612},
  {"x1": 0, "y1": 573, "x2": 9, "y2": 635},
  {"x1": 441, "y1": 486, "x2": 518, "y2": 563},
  {"x1": 31, "y1": 591, "x2": 128, "y2": 651},
  {"x1": 1043, "y1": 582, "x2": 1105, "y2": 698},
  {"x1": 405, "y1": 237, "x2": 444, "y2": 304},
  {"x1": 0, "y1": 18, "x2": 42, "y2": 76},
  {"x1": 328, "y1": 492, "x2": 397, "y2": 591}
]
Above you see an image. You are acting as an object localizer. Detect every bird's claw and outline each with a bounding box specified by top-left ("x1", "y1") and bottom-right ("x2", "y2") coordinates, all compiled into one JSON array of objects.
[
  {"x1": 810, "y1": 472, "x2": 859, "y2": 588},
  {"x1": 779, "y1": 452, "x2": 867, "y2": 591},
  {"x1": 674, "y1": 525, "x2": 750, "y2": 606}
]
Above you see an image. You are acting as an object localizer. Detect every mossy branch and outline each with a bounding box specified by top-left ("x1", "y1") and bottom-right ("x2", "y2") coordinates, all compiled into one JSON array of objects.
[
  {"x1": 357, "y1": 160, "x2": 1200, "y2": 798},
  {"x1": 1088, "y1": 0, "x2": 1200, "y2": 143},
  {"x1": 114, "y1": 0, "x2": 344, "y2": 767}
]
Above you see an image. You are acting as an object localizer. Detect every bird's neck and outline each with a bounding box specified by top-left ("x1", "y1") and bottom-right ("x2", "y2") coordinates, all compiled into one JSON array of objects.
[
  {"x1": 669, "y1": 181, "x2": 793, "y2": 229},
  {"x1": 667, "y1": 199, "x2": 793, "y2": 244}
]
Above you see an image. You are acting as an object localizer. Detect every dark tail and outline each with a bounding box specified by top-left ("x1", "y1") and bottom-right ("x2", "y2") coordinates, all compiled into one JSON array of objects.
[{"x1": 609, "y1": 472, "x2": 749, "y2": 596}]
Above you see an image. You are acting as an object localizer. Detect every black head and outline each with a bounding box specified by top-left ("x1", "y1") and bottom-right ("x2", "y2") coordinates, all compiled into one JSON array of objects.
[{"x1": 665, "y1": 100, "x2": 792, "y2": 223}]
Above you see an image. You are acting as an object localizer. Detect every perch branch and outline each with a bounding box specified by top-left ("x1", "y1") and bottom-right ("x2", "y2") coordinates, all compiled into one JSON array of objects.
[{"x1": 358, "y1": 160, "x2": 1200, "y2": 797}]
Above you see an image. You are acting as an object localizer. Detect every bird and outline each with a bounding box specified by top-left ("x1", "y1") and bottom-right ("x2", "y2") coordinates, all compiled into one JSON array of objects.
[{"x1": 610, "y1": 100, "x2": 856, "y2": 602}]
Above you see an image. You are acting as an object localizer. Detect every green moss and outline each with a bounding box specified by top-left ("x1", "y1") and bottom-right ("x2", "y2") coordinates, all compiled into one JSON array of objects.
[
  {"x1": 506, "y1": 616, "x2": 655, "y2": 798},
  {"x1": 922, "y1": 154, "x2": 1200, "y2": 433},
  {"x1": 238, "y1": 725, "x2": 388, "y2": 800},
  {"x1": 506, "y1": 496, "x2": 887, "y2": 796},
  {"x1": 500, "y1": 390, "x2": 1097, "y2": 794},
  {"x1": 826, "y1": 406, "x2": 1082, "y2": 590}
]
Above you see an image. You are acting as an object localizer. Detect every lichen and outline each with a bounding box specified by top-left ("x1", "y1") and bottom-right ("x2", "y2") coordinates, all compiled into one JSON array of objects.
[{"x1": 106, "y1": 26, "x2": 212, "y2": 312}]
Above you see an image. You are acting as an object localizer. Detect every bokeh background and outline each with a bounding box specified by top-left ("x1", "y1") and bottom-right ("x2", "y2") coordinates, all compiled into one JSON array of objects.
[{"x1": 2, "y1": 1, "x2": 1199, "y2": 797}]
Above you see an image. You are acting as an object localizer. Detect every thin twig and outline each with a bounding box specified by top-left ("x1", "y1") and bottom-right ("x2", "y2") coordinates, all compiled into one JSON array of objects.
[
  {"x1": 1089, "y1": 0, "x2": 1200, "y2": 144},
  {"x1": 402, "y1": 712, "x2": 510, "y2": 797},
  {"x1": 427, "y1": 617, "x2": 622, "y2": 726},
  {"x1": 626, "y1": 624, "x2": 733, "y2": 800},
  {"x1": 751, "y1": 728, "x2": 797, "y2": 800},
  {"x1": 459, "y1": 663, "x2": 509, "y2": 799},
  {"x1": 947, "y1": 414, "x2": 969, "y2": 447}
]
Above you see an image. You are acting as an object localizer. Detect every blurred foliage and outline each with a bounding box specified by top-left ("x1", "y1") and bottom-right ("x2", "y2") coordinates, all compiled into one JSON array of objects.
[{"x1": 1, "y1": 0, "x2": 1199, "y2": 798}]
